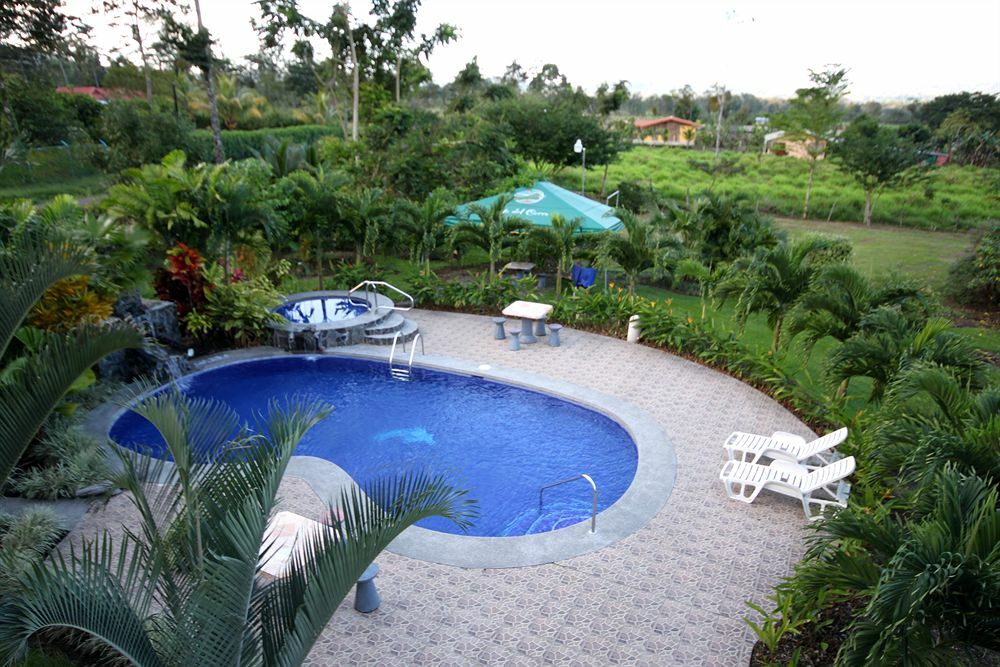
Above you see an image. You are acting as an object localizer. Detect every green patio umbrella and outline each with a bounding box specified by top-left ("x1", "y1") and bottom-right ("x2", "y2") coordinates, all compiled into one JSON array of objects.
[{"x1": 445, "y1": 181, "x2": 623, "y2": 232}]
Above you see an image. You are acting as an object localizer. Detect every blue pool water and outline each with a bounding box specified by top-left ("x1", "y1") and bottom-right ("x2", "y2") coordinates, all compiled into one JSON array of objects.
[
  {"x1": 109, "y1": 357, "x2": 638, "y2": 537},
  {"x1": 274, "y1": 297, "x2": 369, "y2": 324}
]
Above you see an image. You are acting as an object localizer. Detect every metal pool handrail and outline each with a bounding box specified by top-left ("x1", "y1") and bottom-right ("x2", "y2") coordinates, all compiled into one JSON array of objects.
[
  {"x1": 348, "y1": 280, "x2": 415, "y2": 312},
  {"x1": 539, "y1": 474, "x2": 598, "y2": 533}
]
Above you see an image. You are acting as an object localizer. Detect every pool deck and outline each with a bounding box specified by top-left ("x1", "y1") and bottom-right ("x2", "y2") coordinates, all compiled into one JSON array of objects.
[{"x1": 66, "y1": 309, "x2": 813, "y2": 665}]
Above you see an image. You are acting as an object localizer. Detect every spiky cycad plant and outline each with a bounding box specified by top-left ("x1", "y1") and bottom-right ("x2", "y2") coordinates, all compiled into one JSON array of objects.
[
  {"x1": 0, "y1": 392, "x2": 476, "y2": 666},
  {"x1": 288, "y1": 167, "x2": 351, "y2": 290},
  {"x1": 451, "y1": 194, "x2": 528, "y2": 276},
  {"x1": 0, "y1": 234, "x2": 145, "y2": 487},
  {"x1": 339, "y1": 187, "x2": 391, "y2": 264},
  {"x1": 790, "y1": 467, "x2": 1000, "y2": 666}
]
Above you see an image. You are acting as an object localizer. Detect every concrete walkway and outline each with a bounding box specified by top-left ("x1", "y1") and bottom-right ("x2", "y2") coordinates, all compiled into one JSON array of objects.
[{"x1": 67, "y1": 309, "x2": 813, "y2": 665}]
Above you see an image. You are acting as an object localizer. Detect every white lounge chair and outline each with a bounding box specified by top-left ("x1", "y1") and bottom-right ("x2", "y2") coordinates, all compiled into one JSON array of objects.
[
  {"x1": 723, "y1": 427, "x2": 848, "y2": 466},
  {"x1": 719, "y1": 456, "x2": 855, "y2": 521}
]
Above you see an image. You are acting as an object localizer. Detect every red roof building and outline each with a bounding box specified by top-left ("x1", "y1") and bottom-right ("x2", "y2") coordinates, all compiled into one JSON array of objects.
[
  {"x1": 633, "y1": 116, "x2": 701, "y2": 145},
  {"x1": 55, "y1": 86, "x2": 143, "y2": 102}
]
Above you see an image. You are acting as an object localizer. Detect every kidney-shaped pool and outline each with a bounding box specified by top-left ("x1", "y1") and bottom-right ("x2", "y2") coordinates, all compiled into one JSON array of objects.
[{"x1": 110, "y1": 356, "x2": 639, "y2": 538}]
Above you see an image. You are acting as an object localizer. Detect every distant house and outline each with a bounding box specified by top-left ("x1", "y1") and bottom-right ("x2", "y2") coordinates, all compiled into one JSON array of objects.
[
  {"x1": 763, "y1": 130, "x2": 828, "y2": 160},
  {"x1": 55, "y1": 86, "x2": 143, "y2": 103},
  {"x1": 633, "y1": 116, "x2": 700, "y2": 146}
]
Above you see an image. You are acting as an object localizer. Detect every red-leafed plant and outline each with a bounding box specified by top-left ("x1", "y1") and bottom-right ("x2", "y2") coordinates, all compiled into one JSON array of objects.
[{"x1": 154, "y1": 243, "x2": 207, "y2": 318}]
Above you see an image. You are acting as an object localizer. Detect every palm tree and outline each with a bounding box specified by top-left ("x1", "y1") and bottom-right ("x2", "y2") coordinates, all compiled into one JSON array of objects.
[
  {"x1": 600, "y1": 210, "x2": 659, "y2": 295},
  {"x1": 339, "y1": 188, "x2": 391, "y2": 264},
  {"x1": 214, "y1": 72, "x2": 268, "y2": 129},
  {"x1": 0, "y1": 392, "x2": 475, "y2": 666},
  {"x1": 786, "y1": 264, "x2": 927, "y2": 355},
  {"x1": 674, "y1": 258, "x2": 722, "y2": 321},
  {"x1": 396, "y1": 189, "x2": 455, "y2": 276},
  {"x1": 715, "y1": 236, "x2": 833, "y2": 351},
  {"x1": 204, "y1": 164, "x2": 279, "y2": 282},
  {"x1": 451, "y1": 194, "x2": 528, "y2": 276},
  {"x1": 289, "y1": 167, "x2": 350, "y2": 290},
  {"x1": 825, "y1": 309, "x2": 987, "y2": 403},
  {"x1": 530, "y1": 214, "x2": 582, "y2": 298},
  {"x1": 0, "y1": 234, "x2": 145, "y2": 487}
]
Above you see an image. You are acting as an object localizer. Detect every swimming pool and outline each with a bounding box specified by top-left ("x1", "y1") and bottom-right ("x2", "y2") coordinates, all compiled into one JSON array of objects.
[
  {"x1": 109, "y1": 356, "x2": 639, "y2": 538},
  {"x1": 274, "y1": 296, "x2": 370, "y2": 324}
]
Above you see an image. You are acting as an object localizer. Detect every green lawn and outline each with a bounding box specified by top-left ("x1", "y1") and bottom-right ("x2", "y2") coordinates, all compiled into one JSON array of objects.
[
  {"x1": 775, "y1": 217, "x2": 975, "y2": 290},
  {"x1": 0, "y1": 174, "x2": 113, "y2": 202},
  {"x1": 566, "y1": 145, "x2": 1000, "y2": 230}
]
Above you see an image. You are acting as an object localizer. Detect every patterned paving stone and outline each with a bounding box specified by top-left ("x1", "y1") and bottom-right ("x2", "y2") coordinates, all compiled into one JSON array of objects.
[{"x1": 65, "y1": 309, "x2": 819, "y2": 666}]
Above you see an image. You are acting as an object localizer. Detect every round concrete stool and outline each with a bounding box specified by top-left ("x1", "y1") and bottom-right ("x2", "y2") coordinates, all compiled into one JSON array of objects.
[
  {"x1": 492, "y1": 317, "x2": 507, "y2": 340},
  {"x1": 508, "y1": 329, "x2": 521, "y2": 351},
  {"x1": 354, "y1": 563, "x2": 381, "y2": 613},
  {"x1": 547, "y1": 324, "x2": 563, "y2": 347}
]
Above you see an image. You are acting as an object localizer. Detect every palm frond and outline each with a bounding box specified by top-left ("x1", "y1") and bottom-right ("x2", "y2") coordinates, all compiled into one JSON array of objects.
[
  {"x1": 0, "y1": 322, "x2": 144, "y2": 486},
  {"x1": 252, "y1": 472, "x2": 477, "y2": 667}
]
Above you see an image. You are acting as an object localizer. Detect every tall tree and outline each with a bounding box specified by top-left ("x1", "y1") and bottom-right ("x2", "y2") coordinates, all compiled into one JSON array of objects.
[
  {"x1": 370, "y1": 0, "x2": 456, "y2": 103},
  {"x1": 777, "y1": 67, "x2": 849, "y2": 219},
  {"x1": 831, "y1": 114, "x2": 924, "y2": 225},
  {"x1": 595, "y1": 80, "x2": 630, "y2": 195},
  {"x1": 97, "y1": 0, "x2": 181, "y2": 109},
  {"x1": 707, "y1": 83, "x2": 729, "y2": 157},
  {"x1": 258, "y1": 2, "x2": 365, "y2": 142},
  {"x1": 158, "y1": 8, "x2": 224, "y2": 162}
]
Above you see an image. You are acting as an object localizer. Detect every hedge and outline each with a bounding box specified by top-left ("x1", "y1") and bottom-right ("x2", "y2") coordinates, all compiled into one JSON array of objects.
[{"x1": 184, "y1": 125, "x2": 342, "y2": 163}]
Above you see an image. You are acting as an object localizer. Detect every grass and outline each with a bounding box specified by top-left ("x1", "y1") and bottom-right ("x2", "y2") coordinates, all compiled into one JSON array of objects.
[
  {"x1": 774, "y1": 217, "x2": 975, "y2": 290},
  {"x1": 568, "y1": 146, "x2": 1000, "y2": 230},
  {"x1": 0, "y1": 174, "x2": 114, "y2": 202}
]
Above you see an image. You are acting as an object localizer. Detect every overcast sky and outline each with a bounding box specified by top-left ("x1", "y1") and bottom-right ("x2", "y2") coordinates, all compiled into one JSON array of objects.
[{"x1": 68, "y1": 0, "x2": 1000, "y2": 100}]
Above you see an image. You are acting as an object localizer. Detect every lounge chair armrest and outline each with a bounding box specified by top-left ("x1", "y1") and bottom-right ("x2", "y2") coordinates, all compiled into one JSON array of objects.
[{"x1": 770, "y1": 431, "x2": 806, "y2": 446}]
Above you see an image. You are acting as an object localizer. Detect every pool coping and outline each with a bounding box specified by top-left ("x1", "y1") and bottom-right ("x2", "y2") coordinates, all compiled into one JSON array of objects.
[{"x1": 85, "y1": 346, "x2": 676, "y2": 569}]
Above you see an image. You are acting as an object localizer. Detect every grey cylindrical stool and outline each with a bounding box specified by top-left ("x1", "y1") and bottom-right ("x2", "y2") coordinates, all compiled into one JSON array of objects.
[
  {"x1": 508, "y1": 329, "x2": 521, "y2": 351},
  {"x1": 534, "y1": 316, "x2": 547, "y2": 337},
  {"x1": 548, "y1": 324, "x2": 563, "y2": 347},
  {"x1": 354, "y1": 563, "x2": 380, "y2": 613},
  {"x1": 492, "y1": 317, "x2": 507, "y2": 340}
]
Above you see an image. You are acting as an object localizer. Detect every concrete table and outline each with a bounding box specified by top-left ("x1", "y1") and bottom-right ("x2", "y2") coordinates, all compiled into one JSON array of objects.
[{"x1": 502, "y1": 300, "x2": 553, "y2": 344}]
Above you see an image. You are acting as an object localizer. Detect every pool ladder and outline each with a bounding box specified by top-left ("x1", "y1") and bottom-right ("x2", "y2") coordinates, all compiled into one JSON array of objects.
[
  {"x1": 389, "y1": 331, "x2": 424, "y2": 381},
  {"x1": 539, "y1": 474, "x2": 598, "y2": 533}
]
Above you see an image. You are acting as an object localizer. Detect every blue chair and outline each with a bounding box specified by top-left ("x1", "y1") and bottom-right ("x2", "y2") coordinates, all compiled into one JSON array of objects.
[{"x1": 574, "y1": 267, "x2": 597, "y2": 288}]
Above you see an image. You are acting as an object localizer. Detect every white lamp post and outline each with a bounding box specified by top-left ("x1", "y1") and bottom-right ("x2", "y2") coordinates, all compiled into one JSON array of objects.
[{"x1": 573, "y1": 138, "x2": 586, "y2": 195}]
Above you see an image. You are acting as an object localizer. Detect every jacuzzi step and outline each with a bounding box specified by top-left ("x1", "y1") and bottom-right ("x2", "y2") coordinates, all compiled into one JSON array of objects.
[
  {"x1": 364, "y1": 312, "x2": 406, "y2": 335},
  {"x1": 364, "y1": 318, "x2": 419, "y2": 345}
]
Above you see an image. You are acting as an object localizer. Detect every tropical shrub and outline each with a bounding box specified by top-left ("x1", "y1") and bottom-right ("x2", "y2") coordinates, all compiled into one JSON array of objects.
[
  {"x1": 100, "y1": 101, "x2": 194, "y2": 171},
  {"x1": 0, "y1": 508, "x2": 63, "y2": 595},
  {"x1": 184, "y1": 124, "x2": 339, "y2": 163},
  {"x1": 28, "y1": 276, "x2": 114, "y2": 333},
  {"x1": 185, "y1": 264, "x2": 285, "y2": 347},
  {"x1": 945, "y1": 222, "x2": 1000, "y2": 309},
  {"x1": 153, "y1": 243, "x2": 208, "y2": 319},
  {"x1": 6, "y1": 415, "x2": 107, "y2": 500}
]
